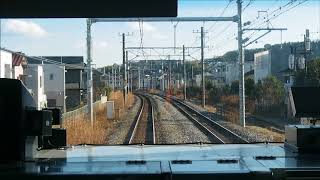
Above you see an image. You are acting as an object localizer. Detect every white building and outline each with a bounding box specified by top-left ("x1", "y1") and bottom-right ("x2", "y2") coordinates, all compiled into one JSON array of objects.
[
  {"x1": 254, "y1": 50, "x2": 271, "y2": 83},
  {"x1": 0, "y1": 50, "x2": 12, "y2": 78},
  {"x1": 24, "y1": 64, "x2": 47, "y2": 110},
  {"x1": 43, "y1": 64, "x2": 66, "y2": 112},
  {"x1": 225, "y1": 61, "x2": 254, "y2": 85}
]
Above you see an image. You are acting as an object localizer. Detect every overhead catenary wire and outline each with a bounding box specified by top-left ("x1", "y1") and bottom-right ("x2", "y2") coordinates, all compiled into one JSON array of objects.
[
  {"x1": 207, "y1": 0, "x2": 234, "y2": 32},
  {"x1": 243, "y1": 0, "x2": 308, "y2": 44},
  {"x1": 244, "y1": 0, "x2": 295, "y2": 31}
]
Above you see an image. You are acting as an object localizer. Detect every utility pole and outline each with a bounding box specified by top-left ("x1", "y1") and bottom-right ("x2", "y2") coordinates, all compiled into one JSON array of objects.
[
  {"x1": 122, "y1": 34, "x2": 127, "y2": 104},
  {"x1": 183, "y1": 45, "x2": 186, "y2": 100},
  {"x1": 150, "y1": 61, "x2": 153, "y2": 89},
  {"x1": 237, "y1": 0, "x2": 245, "y2": 127},
  {"x1": 138, "y1": 67, "x2": 141, "y2": 89},
  {"x1": 168, "y1": 55, "x2": 171, "y2": 92},
  {"x1": 238, "y1": 0, "x2": 287, "y2": 127},
  {"x1": 108, "y1": 71, "x2": 111, "y2": 88},
  {"x1": 130, "y1": 67, "x2": 133, "y2": 92},
  {"x1": 118, "y1": 66, "x2": 121, "y2": 89},
  {"x1": 86, "y1": 19, "x2": 93, "y2": 124},
  {"x1": 161, "y1": 61, "x2": 165, "y2": 91},
  {"x1": 191, "y1": 65, "x2": 194, "y2": 87},
  {"x1": 112, "y1": 67, "x2": 115, "y2": 91},
  {"x1": 193, "y1": 27, "x2": 206, "y2": 107},
  {"x1": 128, "y1": 61, "x2": 130, "y2": 93},
  {"x1": 114, "y1": 66, "x2": 117, "y2": 89},
  {"x1": 142, "y1": 68, "x2": 145, "y2": 89},
  {"x1": 201, "y1": 27, "x2": 205, "y2": 108}
]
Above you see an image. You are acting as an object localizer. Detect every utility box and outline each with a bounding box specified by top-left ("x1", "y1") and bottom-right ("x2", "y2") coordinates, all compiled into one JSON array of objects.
[
  {"x1": 106, "y1": 101, "x2": 114, "y2": 119},
  {"x1": 26, "y1": 109, "x2": 52, "y2": 136},
  {"x1": 285, "y1": 125, "x2": 320, "y2": 153},
  {"x1": 285, "y1": 87, "x2": 320, "y2": 153}
]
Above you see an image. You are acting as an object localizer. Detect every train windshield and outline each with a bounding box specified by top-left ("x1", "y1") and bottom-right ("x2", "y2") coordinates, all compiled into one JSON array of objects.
[{"x1": 0, "y1": 0, "x2": 319, "y2": 145}]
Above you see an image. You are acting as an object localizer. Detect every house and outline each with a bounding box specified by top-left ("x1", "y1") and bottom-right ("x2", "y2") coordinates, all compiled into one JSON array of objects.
[
  {"x1": 225, "y1": 61, "x2": 254, "y2": 85},
  {"x1": 27, "y1": 56, "x2": 85, "y2": 111},
  {"x1": 0, "y1": 50, "x2": 12, "y2": 78},
  {"x1": 195, "y1": 72, "x2": 215, "y2": 87},
  {"x1": 211, "y1": 62, "x2": 227, "y2": 87},
  {"x1": 43, "y1": 64, "x2": 66, "y2": 112},
  {"x1": 24, "y1": 64, "x2": 47, "y2": 110},
  {"x1": 210, "y1": 61, "x2": 254, "y2": 86}
]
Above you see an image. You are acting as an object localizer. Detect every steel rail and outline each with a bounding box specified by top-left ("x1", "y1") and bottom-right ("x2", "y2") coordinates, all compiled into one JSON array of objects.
[
  {"x1": 173, "y1": 101, "x2": 225, "y2": 143},
  {"x1": 129, "y1": 94, "x2": 155, "y2": 144},
  {"x1": 156, "y1": 94, "x2": 248, "y2": 144},
  {"x1": 173, "y1": 97, "x2": 249, "y2": 143}
]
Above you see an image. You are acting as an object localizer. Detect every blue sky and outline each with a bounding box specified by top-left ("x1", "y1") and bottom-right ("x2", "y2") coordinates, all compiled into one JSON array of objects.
[{"x1": 1, "y1": 0, "x2": 319, "y2": 67}]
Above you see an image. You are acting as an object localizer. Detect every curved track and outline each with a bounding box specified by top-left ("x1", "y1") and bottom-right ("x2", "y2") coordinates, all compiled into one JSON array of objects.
[{"x1": 128, "y1": 94, "x2": 155, "y2": 144}]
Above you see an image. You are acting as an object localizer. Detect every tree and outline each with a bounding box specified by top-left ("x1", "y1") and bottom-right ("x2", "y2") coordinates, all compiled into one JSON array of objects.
[
  {"x1": 255, "y1": 80, "x2": 264, "y2": 102},
  {"x1": 295, "y1": 59, "x2": 320, "y2": 86},
  {"x1": 245, "y1": 78, "x2": 255, "y2": 99},
  {"x1": 205, "y1": 79, "x2": 214, "y2": 90},
  {"x1": 261, "y1": 75, "x2": 285, "y2": 105},
  {"x1": 230, "y1": 80, "x2": 239, "y2": 94}
]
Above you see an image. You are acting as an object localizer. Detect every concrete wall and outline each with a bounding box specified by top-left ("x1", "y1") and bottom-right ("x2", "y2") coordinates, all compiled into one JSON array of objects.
[
  {"x1": 62, "y1": 100, "x2": 104, "y2": 123},
  {"x1": 25, "y1": 65, "x2": 47, "y2": 110},
  {"x1": 0, "y1": 50, "x2": 12, "y2": 78},
  {"x1": 254, "y1": 50, "x2": 271, "y2": 83},
  {"x1": 43, "y1": 64, "x2": 66, "y2": 112}
]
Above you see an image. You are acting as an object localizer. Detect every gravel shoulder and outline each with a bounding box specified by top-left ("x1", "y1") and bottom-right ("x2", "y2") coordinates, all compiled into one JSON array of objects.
[
  {"x1": 106, "y1": 96, "x2": 142, "y2": 144},
  {"x1": 150, "y1": 95, "x2": 211, "y2": 144},
  {"x1": 184, "y1": 98, "x2": 285, "y2": 142}
]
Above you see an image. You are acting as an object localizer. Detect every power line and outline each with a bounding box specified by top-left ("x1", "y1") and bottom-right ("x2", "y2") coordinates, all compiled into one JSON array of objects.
[
  {"x1": 243, "y1": 0, "x2": 308, "y2": 43},
  {"x1": 246, "y1": 0, "x2": 303, "y2": 31},
  {"x1": 242, "y1": 0, "x2": 255, "y2": 12},
  {"x1": 207, "y1": 0, "x2": 234, "y2": 32},
  {"x1": 244, "y1": 0, "x2": 295, "y2": 32}
]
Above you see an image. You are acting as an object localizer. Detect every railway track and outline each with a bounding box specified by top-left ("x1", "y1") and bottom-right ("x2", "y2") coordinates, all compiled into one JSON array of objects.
[
  {"x1": 158, "y1": 94, "x2": 248, "y2": 144},
  {"x1": 128, "y1": 94, "x2": 155, "y2": 144}
]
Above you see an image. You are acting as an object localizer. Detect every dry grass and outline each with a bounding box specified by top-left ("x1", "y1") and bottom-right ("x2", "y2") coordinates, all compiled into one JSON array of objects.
[
  {"x1": 246, "y1": 126, "x2": 285, "y2": 142},
  {"x1": 109, "y1": 91, "x2": 135, "y2": 120},
  {"x1": 63, "y1": 104, "x2": 109, "y2": 145},
  {"x1": 220, "y1": 95, "x2": 240, "y2": 124},
  {"x1": 62, "y1": 91, "x2": 136, "y2": 145},
  {"x1": 204, "y1": 105, "x2": 217, "y2": 113}
]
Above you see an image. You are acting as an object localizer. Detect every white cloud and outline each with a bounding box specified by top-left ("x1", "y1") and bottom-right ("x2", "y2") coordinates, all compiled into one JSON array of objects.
[
  {"x1": 4, "y1": 20, "x2": 48, "y2": 38},
  {"x1": 127, "y1": 22, "x2": 156, "y2": 32}
]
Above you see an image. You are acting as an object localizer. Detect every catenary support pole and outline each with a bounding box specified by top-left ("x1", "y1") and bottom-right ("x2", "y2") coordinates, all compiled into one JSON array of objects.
[
  {"x1": 122, "y1": 34, "x2": 127, "y2": 104},
  {"x1": 201, "y1": 27, "x2": 205, "y2": 108},
  {"x1": 237, "y1": 0, "x2": 246, "y2": 127},
  {"x1": 183, "y1": 45, "x2": 186, "y2": 100},
  {"x1": 86, "y1": 19, "x2": 93, "y2": 124}
]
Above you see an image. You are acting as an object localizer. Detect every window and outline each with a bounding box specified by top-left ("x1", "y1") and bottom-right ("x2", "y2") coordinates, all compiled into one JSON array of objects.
[{"x1": 50, "y1": 73, "x2": 54, "y2": 80}]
